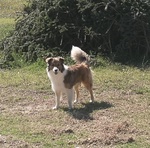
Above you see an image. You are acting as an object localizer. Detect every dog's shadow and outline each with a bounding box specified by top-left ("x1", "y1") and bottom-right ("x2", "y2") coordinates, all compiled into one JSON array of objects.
[{"x1": 63, "y1": 101, "x2": 113, "y2": 120}]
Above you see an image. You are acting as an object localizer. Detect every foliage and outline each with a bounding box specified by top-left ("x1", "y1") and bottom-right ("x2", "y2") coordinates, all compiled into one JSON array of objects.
[{"x1": 0, "y1": 0, "x2": 150, "y2": 67}]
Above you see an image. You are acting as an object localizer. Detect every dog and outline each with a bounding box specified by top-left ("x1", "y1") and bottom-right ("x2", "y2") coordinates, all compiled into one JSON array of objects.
[{"x1": 46, "y1": 46, "x2": 94, "y2": 109}]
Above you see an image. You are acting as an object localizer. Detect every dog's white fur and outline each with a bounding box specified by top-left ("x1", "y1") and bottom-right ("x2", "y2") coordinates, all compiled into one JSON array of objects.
[
  {"x1": 46, "y1": 45, "x2": 94, "y2": 109},
  {"x1": 47, "y1": 64, "x2": 74, "y2": 109}
]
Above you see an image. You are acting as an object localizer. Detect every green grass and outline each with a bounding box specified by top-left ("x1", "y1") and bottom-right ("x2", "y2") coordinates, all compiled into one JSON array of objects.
[
  {"x1": 0, "y1": 63, "x2": 150, "y2": 147},
  {"x1": 0, "y1": 113, "x2": 76, "y2": 147},
  {"x1": 0, "y1": 61, "x2": 48, "y2": 90},
  {"x1": 0, "y1": 0, "x2": 25, "y2": 18},
  {"x1": 0, "y1": 0, "x2": 26, "y2": 40},
  {"x1": 0, "y1": 18, "x2": 15, "y2": 40}
]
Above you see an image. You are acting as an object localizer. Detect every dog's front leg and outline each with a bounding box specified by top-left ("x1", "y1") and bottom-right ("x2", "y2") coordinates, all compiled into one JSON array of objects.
[
  {"x1": 74, "y1": 83, "x2": 80, "y2": 103},
  {"x1": 53, "y1": 91, "x2": 61, "y2": 109},
  {"x1": 66, "y1": 89, "x2": 74, "y2": 109}
]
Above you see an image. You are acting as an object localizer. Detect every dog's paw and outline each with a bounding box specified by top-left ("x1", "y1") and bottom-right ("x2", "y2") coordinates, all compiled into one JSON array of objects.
[
  {"x1": 74, "y1": 99, "x2": 78, "y2": 103},
  {"x1": 68, "y1": 105, "x2": 73, "y2": 110},
  {"x1": 68, "y1": 107, "x2": 73, "y2": 111},
  {"x1": 52, "y1": 106, "x2": 58, "y2": 110},
  {"x1": 89, "y1": 99, "x2": 94, "y2": 103}
]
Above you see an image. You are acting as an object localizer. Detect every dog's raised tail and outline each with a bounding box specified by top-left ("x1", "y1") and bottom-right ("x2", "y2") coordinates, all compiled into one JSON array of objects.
[{"x1": 71, "y1": 45, "x2": 90, "y2": 65}]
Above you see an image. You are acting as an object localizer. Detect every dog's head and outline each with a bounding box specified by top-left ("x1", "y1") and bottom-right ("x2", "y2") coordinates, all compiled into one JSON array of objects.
[{"x1": 46, "y1": 57, "x2": 65, "y2": 74}]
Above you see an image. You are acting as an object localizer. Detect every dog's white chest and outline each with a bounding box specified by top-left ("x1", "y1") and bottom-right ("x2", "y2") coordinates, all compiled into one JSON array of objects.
[{"x1": 47, "y1": 67, "x2": 68, "y2": 92}]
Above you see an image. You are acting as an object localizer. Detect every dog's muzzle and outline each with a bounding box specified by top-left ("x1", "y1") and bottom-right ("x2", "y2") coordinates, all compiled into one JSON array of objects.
[{"x1": 53, "y1": 67, "x2": 59, "y2": 74}]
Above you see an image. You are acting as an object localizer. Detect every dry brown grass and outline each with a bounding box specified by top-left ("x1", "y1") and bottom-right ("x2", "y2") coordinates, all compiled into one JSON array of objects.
[{"x1": 0, "y1": 65, "x2": 150, "y2": 148}]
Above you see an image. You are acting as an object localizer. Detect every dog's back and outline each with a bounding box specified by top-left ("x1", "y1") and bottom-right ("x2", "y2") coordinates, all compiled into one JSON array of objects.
[{"x1": 68, "y1": 46, "x2": 94, "y2": 103}]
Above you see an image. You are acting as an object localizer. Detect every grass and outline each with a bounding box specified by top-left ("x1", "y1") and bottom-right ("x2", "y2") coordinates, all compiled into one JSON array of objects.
[
  {"x1": 0, "y1": 0, "x2": 25, "y2": 40},
  {"x1": 0, "y1": 0, "x2": 150, "y2": 147},
  {"x1": 0, "y1": 0, "x2": 25, "y2": 18},
  {"x1": 0, "y1": 63, "x2": 150, "y2": 147},
  {"x1": 0, "y1": 18, "x2": 15, "y2": 40}
]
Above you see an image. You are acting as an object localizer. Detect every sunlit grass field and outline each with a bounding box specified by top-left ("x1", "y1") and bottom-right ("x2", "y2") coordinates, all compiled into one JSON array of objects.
[
  {"x1": 0, "y1": 0, "x2": 25, "y2": 18},
  {"x1": 0, "y1": 0, "x2": 25, "y2": 40},
  {"x1": 0, "y1": 18, "x2": 15, "y2": 39},
  {"x1": 0, "y1": 63, "x2": 150, "y2": 147}
]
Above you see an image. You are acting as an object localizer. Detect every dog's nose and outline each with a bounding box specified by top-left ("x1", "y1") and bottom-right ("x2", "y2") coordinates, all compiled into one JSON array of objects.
[{"x1": 53, "y1": 67, "x2": 59, "y2": 74}]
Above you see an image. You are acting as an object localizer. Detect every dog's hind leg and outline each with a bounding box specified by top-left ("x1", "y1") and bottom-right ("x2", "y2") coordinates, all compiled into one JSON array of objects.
[
  {"x1": 53, "y1": 91, "x2": 61, "y2": 109},
  {"x1": 66, "y1": 88, "x2": 74, "y2": 109},
  {"x1": 89, "y1": 89, "x2": 94, "y2": 103},
  {"x1": 83, "y1": 82, "x2": 94, "y2": 102}
]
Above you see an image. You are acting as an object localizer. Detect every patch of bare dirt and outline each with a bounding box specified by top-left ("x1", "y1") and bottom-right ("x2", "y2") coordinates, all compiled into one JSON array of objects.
[
  {"x1": 0, "y1": 85, "x2": 149, "y2": 147},
  {"x1": 77, "y1": 121, "x2": 136, "y2": 147},
  {"x1": 0, "y1": 135, "x2": 31, "y2": 148}
]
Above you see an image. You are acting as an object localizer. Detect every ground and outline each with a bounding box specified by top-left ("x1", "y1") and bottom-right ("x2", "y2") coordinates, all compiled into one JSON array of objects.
[{"x1": 0, "y1": 66, "x2": 150, "y2": 147}]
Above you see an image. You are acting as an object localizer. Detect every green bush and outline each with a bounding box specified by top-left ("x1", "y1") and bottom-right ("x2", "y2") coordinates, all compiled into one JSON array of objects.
[{"x1": 0, "y1": 0, "x2": 150, "y2": 67}]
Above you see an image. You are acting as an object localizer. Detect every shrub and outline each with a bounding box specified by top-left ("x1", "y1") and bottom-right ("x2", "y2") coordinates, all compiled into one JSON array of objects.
[{"x1": 0, "y1": 0, "x2": 150, "y2": 67}]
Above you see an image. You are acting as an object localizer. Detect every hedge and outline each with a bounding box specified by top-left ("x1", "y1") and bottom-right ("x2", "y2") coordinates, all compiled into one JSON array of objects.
[{"x1": 0, "y1": 0, "x2": 150, "y2": 66}]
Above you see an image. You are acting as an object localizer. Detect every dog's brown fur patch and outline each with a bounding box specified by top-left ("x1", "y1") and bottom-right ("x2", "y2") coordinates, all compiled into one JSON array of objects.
[
  {"x1": 64, "y1": 63, "x2": 92, "y2": 88},
  {"x1": 64, "y1": 63, "x2": 94, "y2": 102}
]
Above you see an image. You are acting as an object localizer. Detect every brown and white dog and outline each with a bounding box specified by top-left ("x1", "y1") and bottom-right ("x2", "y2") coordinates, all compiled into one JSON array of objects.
[{"x1": 46, "y1": 46, "x2": 94, "y2": 109}]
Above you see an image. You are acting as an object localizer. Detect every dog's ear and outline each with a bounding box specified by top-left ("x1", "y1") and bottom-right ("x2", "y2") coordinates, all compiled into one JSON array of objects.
[
  {"x1": 59, "y1": 57, "x2": 64, "y2": 64},
  {"x1": 45, "y1": 57, "x2": 53, "y2": 64}
]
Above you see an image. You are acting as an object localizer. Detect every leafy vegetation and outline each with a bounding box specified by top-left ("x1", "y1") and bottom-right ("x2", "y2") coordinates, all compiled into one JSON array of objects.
[
  {"x1": 0, "y1": 0, "x2": 26, "y2": 68},
  {"x1": 0, "y1": 0, "x2": 150, "y2": 68}
]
